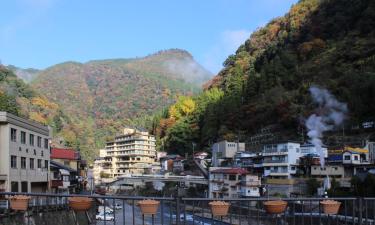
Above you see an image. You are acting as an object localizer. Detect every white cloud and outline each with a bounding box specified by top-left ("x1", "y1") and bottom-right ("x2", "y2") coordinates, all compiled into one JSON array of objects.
[{"x1": 202, "y1": 29, "x2": 251, "y2": 74}]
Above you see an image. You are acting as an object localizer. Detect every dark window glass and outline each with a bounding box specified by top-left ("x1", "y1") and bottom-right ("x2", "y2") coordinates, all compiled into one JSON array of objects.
[
  {"x1": 11, "y1": 128, "x2": 17, "y2": 142},
  {"x1": 29, "y1": 134, "x2": 34, "y2": 146},
  {"x1": 21, "y1": 157, "x2": 26, "y2": 169},
  {"x1": 37, "y1": 159, "x2": 42, "y2": 168},
  {"x1": 11, "y1": 155, "x2": 17, "y2": 168},
  {"x1": 21, "y1": 131, "x2": 26, "y2": 144},
  {"x1": 37, "y1": 136, "x2": 42, "y2": 148},
  {"x1": 30, "y1": 158, "x2": 34, "y2": 169}
]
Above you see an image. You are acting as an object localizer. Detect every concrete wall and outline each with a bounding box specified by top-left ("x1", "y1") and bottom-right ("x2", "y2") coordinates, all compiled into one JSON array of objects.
[{"x1": 0, "y1": 210, "x2": 94, "y2": 225}]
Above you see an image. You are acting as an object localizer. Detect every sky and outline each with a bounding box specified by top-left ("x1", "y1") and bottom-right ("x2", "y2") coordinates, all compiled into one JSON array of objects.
[{"x1": 0, "y1": 0, "x2": 298, "y2": 74}]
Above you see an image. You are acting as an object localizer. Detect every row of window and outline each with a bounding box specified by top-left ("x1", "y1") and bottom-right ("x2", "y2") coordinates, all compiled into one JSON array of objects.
[
  {"x1": 10, "y1": 155, "x2": 48, "y2": 170},
  {"x1": 10, "y1": 128, "x2": 49, "y2": 149}
]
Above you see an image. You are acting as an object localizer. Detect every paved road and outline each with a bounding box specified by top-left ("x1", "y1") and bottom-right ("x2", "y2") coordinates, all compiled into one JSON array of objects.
[{"x1": 94, "y1": 200, "x2": 229, "y2": 225}]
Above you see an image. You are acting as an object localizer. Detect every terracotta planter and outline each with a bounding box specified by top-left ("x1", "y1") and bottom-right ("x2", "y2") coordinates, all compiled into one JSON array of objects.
[
  {"x1": 209, "y1": 201, "x2": 230, "y2": 216},
  {"x1": 68, "y1": 197, "x2": 93, "y2": 212},
  {"x1": 263, "y1": 200, "x2": 287, "y2": 214},
  {"x1": 320, "y1": 200, "x2": 341, "y2": 215},
  {"x1": 138, "y1": 200, "x2": 160, "y2": 215},
  {"x1": 8, "y1": 195, "x2": 30, "y2": 211}
]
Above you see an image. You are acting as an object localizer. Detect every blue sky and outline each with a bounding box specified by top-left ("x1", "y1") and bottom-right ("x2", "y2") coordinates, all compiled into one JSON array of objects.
[{"x1": 0, "y1": 0, "x2": 298, "y2": 74}]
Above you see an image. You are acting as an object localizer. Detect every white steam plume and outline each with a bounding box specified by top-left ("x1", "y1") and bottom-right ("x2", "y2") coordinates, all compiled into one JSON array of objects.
[
  {"x1": 153, "y1": 181, "x2": 165, "y2": 191},
  {"x1": 305, "y1": 86, "x2": 348, "y2": 167}
]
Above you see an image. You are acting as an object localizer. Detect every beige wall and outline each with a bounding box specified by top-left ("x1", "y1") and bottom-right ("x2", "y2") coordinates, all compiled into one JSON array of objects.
[{"x1": 0, "y1": 112, "x2": 50, "y2": 192}]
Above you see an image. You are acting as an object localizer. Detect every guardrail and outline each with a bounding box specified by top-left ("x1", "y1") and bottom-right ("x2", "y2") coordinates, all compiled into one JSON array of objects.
[{"x1": 0, "y1": 192, "x2": 374, "y2": 225}]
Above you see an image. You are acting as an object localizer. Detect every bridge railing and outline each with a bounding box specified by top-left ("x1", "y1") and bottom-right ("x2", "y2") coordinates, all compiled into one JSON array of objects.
[{"x1": 0, "y1": 192, "x2": 374, "y2": 225}]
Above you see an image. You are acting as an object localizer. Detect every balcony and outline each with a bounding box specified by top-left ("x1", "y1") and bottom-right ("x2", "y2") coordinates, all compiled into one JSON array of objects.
[{"x1": 0, "y1": 192, "x2": 371, "y2": 225}]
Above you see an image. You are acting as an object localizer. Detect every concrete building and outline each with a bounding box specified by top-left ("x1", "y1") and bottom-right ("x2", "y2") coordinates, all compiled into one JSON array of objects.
[
  {"x1": 311, "y1": 164, "x2": 345, "y2": 178},
  {"x1": 209, "y1": 167, "x2": 260, "y2": 198},
  {"x1": 300, "y1": 143, "x2": 328, "y2": 158},
  {"x1": 105, "y1": 127, "x2": 156, "y2": 177},
  {"x1": 0, "y1": 112, "x2": 51, "y2": 192},
  {"x1": 92, "y1": 149, "x2": 108, "y2": 184},
  {"x1": 262, "y1": 142, "x2": 301, "y2": 179},
  {"x1": 211, "y1": 141, "x2": 245, "y2": 167}
]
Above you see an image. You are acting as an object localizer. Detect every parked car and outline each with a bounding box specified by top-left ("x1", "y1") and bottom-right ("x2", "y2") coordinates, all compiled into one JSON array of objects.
[{"x1": 96, "y1": 213, "x2": 114, "y2": 221}]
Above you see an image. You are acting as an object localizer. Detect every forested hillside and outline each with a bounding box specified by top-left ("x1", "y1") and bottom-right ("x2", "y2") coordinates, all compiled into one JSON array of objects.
[
  {"x1": 0, "y1": 66, "x2": 65, "y2": 134},
  {"x1": 28, "y1": 49, "x2": 211, "y2": 160},
  {"x1": 152, "y1": 0, "x2": 375, "y2": 155}
]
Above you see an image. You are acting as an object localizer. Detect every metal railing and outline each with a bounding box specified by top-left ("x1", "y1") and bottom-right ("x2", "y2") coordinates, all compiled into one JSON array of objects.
[{"x1": 0, "y1": 192, "x2": 374, "y2": 225}]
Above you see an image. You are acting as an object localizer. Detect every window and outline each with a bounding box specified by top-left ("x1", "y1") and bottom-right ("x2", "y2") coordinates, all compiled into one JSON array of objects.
[
  {"x1": 354, "y1": 155, "x2": 359, "y2": 161},
  {"x1": 33, "y1": 149, "x2": 36, "y2": 155},
  {"x1": 11, "y1": 128, "x2": 17, "y2": 142},
  {"x1": 21, "y1": 131, "x2": 26, "y2": 144},
  {"x1": 44, "y1": 138, "x2": 49, "y2": 149},
  {"x1": 29, "y1": 134, "x2": 34, "y2": 146},
  {"x1": 37, "y1": 159, "x2": 42, "y2": 168},
  {"x1": 229, "y1": 175, "x2": 236, "y2": 181},
  {"x1": 37, "y1": 136, "x2": 42, "y2": 148},
  {"x1": 11, "y1": 182, "x2": 19, "y2": 192},
  {"x1": 41, "y1": 151, "x2": 44, "y2": 157},
  {"x1": 30, "y1": 158, "x2": 34, "y2": 169},
  {"x1": 21, "y1": 157, "x2": 26, "y2": 169},
  {"x1": 21, "y1": 181, "x2": 28, "y2": 192},
  {"x1": 291, "y1": 166, "x2": 296, "y2": 171},
  {"x1": 344, "y1": 155, "x2": 351, "y2": 160},
  {"x1": 44, "y1": 160, "x2": 48, "y2": 169},
  {"x1": 11, "y1": 156, "x2": 17, "y2": 168}
]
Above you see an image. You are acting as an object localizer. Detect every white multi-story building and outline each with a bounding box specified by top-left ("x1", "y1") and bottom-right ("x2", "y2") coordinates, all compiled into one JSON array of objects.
[
  {"x1": 212, "y1": 141, "x2": 245, "y2": 167},
  {"x1": 262, "y1": 142, "x2": 301, "y2": 179},
  {"x1": 0, "y1": 112, "x2": 51, "y2": 192},
  {"x1": 105, "y1": 127, "x2": 156, "y2": 177}
]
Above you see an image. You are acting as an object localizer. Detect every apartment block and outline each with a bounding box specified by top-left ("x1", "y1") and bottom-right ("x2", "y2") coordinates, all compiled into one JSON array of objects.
[
  {"x1": 105, "y1": 127, "x2": 156, "y2": 177},
  {"x1": 262, "y1": 142, "x2": 301, "y2": 179},
  {"x1": 0, "y1": 112, "x2": 51, "y2": 193},
  {"x1": 209, "y1": 167, "x2": 261, "y2": 198}
]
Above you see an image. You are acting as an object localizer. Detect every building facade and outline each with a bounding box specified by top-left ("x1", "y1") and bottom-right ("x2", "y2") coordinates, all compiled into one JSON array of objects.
[
  {"x1": 211, "y1": 141, "x2": 245, "y2": 167},
  {"x1": 0, "y1": 112, "x2": 51, "y2": 192},
  {"x1": 209, "y1": 167, "x2": 261, "y2": 198},
  {"x1": 105, "y1": 127, "x2": 156, "y2": 177},
  {"x1": 262, "y1": 142, "x2": 301, "y2": 179}
]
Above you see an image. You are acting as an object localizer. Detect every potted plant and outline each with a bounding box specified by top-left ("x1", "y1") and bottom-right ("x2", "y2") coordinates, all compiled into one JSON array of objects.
[
  {"x1": 208, "y1": 201, "x2": 230, "y2": 216},
  {"x1": 68, "y1": 197, "x2": 93, "y2": 212},
  {"x1": 320, "y1": 200, "x2": 341, "y2": 215},
  {"x1": 263, "y1": 200, "x2": 288, "y2": 214},
  {"x1": 8, "y1": 195, "x2": 31, "y2": 211},
  {"x1": 138, "y1": 199, "x2": 160, "y2": 215}
]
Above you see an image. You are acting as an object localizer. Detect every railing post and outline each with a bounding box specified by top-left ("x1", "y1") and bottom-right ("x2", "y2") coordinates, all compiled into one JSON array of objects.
[
  {"x1": 176, "y1": 197, "x2": 181, "y2": 225},
  {"x1": 358, "y1": 198, "x2": 363, "y2": 225}
]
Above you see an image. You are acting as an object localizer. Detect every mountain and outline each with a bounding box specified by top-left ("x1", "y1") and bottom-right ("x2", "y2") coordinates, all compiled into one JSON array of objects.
[
  {"x1": 6, "y1": 65, "x2": 40, "y2": 83},
  {"x1": 29, "y1": 49, "x2": 212, "y2": 160},
  {"x1": 0, "y1": 65, "x2": 65, "y2": 133},
  {"x1": 153, "y1": 0, "x2": 375, "y2": 155}
]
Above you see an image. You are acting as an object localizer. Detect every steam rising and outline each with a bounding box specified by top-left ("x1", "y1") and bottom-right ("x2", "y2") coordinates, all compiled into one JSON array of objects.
[
  {"x1": 305, "y1": 86, "x2": 348, "y2": 167},
  {"x1": 164, "y1": 58, "x2": 212, "y2": 84},
  {"x1": 153, "y1": 181, "x2": 165, "y2": 191}
]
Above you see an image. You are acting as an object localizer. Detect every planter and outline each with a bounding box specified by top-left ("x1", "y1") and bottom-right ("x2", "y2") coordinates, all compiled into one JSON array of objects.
[
  {"x1": 138, "y1": 200, "x2": 160, "y2": 215},
  {"x1": 68, "y1": 197, "x2": 93, "y2": 212},
  {"x1": 263, "y1": 200, "x2": 287, "y2": 214},
  {"x1": 8, "y1": 195, "x2": 30, "y2": 211},
  {"x1": 209, "y1": 201, "x2": 230, "y2": 216},
  {"x1": 320, "y1": 200, "x2": 341, "y2": 215}
]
